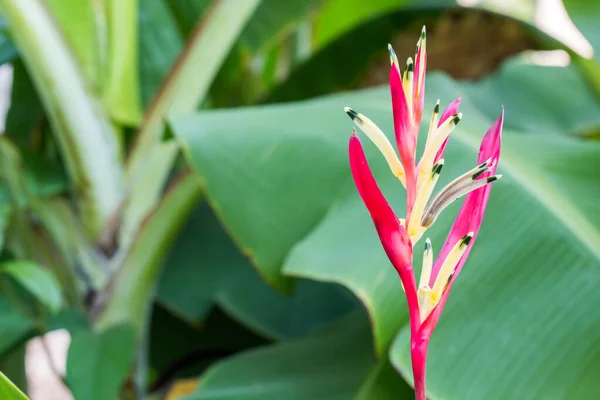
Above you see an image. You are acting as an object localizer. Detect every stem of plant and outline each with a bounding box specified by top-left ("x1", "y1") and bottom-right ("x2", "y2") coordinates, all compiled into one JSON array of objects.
[{"x1": 411, "y1": 334, "x2": 430, "y2": 400}]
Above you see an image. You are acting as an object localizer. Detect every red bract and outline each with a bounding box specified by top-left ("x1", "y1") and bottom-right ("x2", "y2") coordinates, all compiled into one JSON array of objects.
[{"x1": 345, "y1": 26, "x2": 503, "y2": 400}]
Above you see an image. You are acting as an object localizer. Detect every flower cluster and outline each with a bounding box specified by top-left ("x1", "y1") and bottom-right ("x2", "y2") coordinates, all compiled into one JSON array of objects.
[{"x1": 345, "y1": 27, "x2": 503, "y2": 400}]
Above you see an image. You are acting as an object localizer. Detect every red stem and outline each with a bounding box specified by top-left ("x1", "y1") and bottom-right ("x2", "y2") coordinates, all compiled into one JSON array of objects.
[{"x1": 411, "y1": 331, "x2": 430, "y2": 400}]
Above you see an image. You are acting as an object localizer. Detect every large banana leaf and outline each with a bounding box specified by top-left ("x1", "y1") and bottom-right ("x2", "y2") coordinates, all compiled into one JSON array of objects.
[
  {"x1": 170, "y1": 57, "x2": 600, "y2": 398},
  {"x1": 183, "y1": 311, "x2": 392, "y2": 400},
  {"x1": 157, "y1": 200, "x2": 358, "y2": 339}
]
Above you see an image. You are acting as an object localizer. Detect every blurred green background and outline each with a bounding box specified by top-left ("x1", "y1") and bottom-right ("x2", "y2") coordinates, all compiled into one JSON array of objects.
[{"x1": 0, "y1": 0, "x2": 599, "y2": 399}]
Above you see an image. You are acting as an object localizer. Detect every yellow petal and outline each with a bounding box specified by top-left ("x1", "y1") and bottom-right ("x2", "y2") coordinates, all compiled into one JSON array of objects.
[{"x1": 345, "y1": 107, "x2": 406, "y2": 187}]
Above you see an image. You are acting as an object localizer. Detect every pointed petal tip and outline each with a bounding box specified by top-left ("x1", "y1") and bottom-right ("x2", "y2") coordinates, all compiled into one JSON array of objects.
[
  {"x1": 431, "y1": 161, "x2": 444, "y2": 175},
  {"x1": 417, "y1": 26, "x2": 426, "y2": 48},
  {"x1": 345, "y1": 107, "x2": 359, "y2": 121},
  {"x1": 460, "y1": 232, "x2": 474, "y2": 246},
  {"x1": 425, "y1": 237, "x2": 431, "y2": 249},
  {"x1": 388, "y1": 44, "x2": 399, "y2": 67},
  {"x1": 451, "y1": 113, "x2": 462, "y2": 125},
  {"x1": 351, "y1": 128, "x2": 358, "y2": 138}
]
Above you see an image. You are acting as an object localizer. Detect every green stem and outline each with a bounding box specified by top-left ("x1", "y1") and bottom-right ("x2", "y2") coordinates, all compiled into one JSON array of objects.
[
  {"x1": 121, "y1": 0, "x2": 260, "y2": 247},
  {"x1": 96, "y1": 171, "x2": 202, "y2": 335},
  {"x1": 0, "y1": 0, "x2": 125, "y2": 239}
]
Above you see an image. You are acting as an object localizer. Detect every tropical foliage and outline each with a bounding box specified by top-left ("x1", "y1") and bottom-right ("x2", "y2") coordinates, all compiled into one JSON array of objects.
[{"x1": 0, "y1": 0, "x2": 598, "y2": 399}]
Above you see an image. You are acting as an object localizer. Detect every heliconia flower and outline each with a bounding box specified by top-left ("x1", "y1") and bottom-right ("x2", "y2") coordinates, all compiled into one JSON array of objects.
[{"x1": 344, "y1": 26, "x2": 503, "y2": 400}]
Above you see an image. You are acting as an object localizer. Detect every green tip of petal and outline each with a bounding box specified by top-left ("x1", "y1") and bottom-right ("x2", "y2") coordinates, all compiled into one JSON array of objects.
[
  {"x1": 460, "y1": 233, "x2": 474, "y2": 247},
  {"x1": 388, "y1": 44, "x2": 399, "y2": 66},
  {"x1": 344, "y1": 107, "x2": 359, "y2": 121},
  {"x1": 451, "y1": 113, "x2": 462, "y2": 125},
  {"x1": 424, "y1": 238, "x2": 431, "y2": 251},
  {"x1": 432, "y1": 160, "x2": 444, "y2": 176},
  {"x1": 433, "y1": 101, "x2": 440, "y2": 114},
  {"x1": 487, "y1": 174, "x2": 502, "y2": 183}
]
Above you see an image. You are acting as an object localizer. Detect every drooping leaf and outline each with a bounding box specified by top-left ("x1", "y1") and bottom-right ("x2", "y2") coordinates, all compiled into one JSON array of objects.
[
  {"x1": 0, "y1": 261, "x2": 62, "y2": 313},
  {"x1": 157, "y1": 201, "x2": 358, "y2": 339},
  {"x1": 312, "y1": 0, "x2": 445, "y2": 50},
  {"x1": 264, "y1": 7, "x2": 442, "y2": 104},
  {"x1": 183, "y1": 311, "x2": 376, "y2": 400},
  {"x1": 170, "y1": 60, "x2": 600, "y2": 398},
  {"x1": 66, "y1": 324, "x2": 136, "y2": 400},
  {"x1": 266, "y1": 1, "x2": 560, "y2": 104}
]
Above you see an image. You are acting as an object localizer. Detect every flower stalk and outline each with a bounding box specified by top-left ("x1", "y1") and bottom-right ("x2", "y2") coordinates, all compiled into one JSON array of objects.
[{"x1": 345, "y1": 27, "x2": 503, "y2": 399}]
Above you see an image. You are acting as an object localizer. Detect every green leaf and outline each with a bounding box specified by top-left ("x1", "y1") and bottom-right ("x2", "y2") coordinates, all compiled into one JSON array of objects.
[
  {"x1": 1, "y1": 0, "x2": 125, "y2": 238},
  {"x1": 0, "y1": 295, "x2": 33, "y2": 357},
  {"x1": 183, "y1": 311, "x2": 375, "y2": 400},
  {"x1": 171, "y1": 59, "x2": 600, "y2": 398},
  {"x1": 45, "y1": 0, "x2": 101, "y2": 87},
  {"x1": 66, "y1": 324, "x2": 136, "y2": 400},
  {"x1": 207, "y1": 0, "x2": 327, "y2": 108},
  {"x1": 0, "y1": 261, "x2": 62, "y2": 313},
  {"x1": 165, "y1": 0, "x2": 211, "y2": 36},
  {"x1": 157, "y1": 201, "x2": 358, "y2": 339},
  {"x1": 0, "y1": 16, "x2": 16, "y2": 65},
  {"x1": 103, "y1": 0, "x2": 142, "y2": 124},
  {"x1": 355, "y1": 357, "x2": 414, "y2": 400},
  {"x1": 563, "y1": 0, "x2": 600, "y2": 100},
  {"x1": 460, "y1": 57, "x2": 600, "y2": 136},
  {"x1": 266, "y1": 2, "x2": 561, "y2": 105},
  {"x1": 138, "y1": 0, "x2": 184, "y2": 107},
  {"x1": 311, "y1": 0, "x2": 540, "y2": 51},
  {"x1": 0, "y1": 372, "x2": 28, "y2": 400},
  {"x1": 0, "y1": 344, "x2": 27, "y2": 394},
  {"x1": 264, "y1": 8, "x2": 441, "y2": 103},
  {"x1": 312, "y1": 0, "x2": 439, "y2": 50},
  {"x1": 0, "y1": 186, "x2": 10, "y2": 251},
  {"x1": 239, "y1": 0, "x2": 325, "y2": 54},
  {"x1": 4, "y1": 60, "x2": 44, "y2": 150},
  {"x1": 122, "y1": 0, "x2": 261, "y2": 248},
  {"x1": 563, "y1": 0, "x2": 599, "y2": 60},
  {"x1": 149, "y1": 305, "x2": 266, "y2": 380}
]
